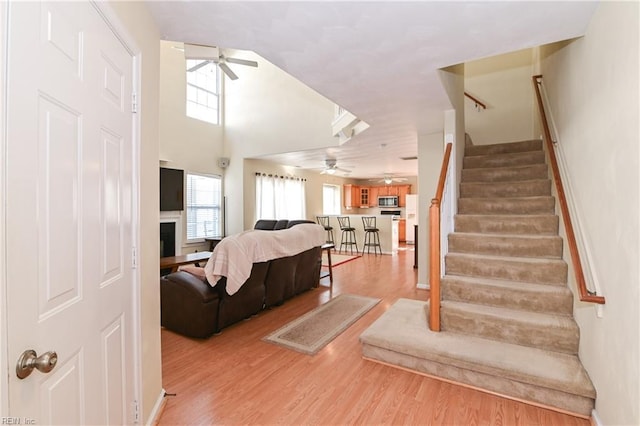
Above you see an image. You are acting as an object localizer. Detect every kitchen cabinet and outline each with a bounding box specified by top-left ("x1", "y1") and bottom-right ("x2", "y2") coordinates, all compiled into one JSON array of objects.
[
  {"x1": 354, "y1": 184, "x2": 412, "y2": 207},
  {"x1": 343, "y1": 184, "x2": 360, "y2": 208},
  {"x1": 369, "y1": 186, "x2": 379, "y2": 206},
  {"x1": 399, "y1": 219, "x2": 406, "y2": 242},
  {"x1": 359, "y1": 186, "x2": 370, "y2": 207},
  {"x1": 398, "y1": 185, "x2": 411, "y2": 207}
]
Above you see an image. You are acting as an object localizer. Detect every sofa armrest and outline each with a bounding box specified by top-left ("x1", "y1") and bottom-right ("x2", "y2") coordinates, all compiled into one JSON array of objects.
[
  {"x1": 161, "y1": 271, "x2": 221, "y2": 338},
  {"x1": 163, "y1": 271, "x2": 219, "y2": 302}
]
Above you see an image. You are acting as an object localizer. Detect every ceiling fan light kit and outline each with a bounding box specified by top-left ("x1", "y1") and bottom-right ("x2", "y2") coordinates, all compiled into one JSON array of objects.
[{"x1": 320, "y1": 158, "x2": 351, "y2": 175}]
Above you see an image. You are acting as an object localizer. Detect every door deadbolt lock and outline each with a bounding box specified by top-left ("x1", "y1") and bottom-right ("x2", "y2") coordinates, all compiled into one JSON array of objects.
[{"x1": 16, "y1": 349, "x2": 58, "y2": 379}]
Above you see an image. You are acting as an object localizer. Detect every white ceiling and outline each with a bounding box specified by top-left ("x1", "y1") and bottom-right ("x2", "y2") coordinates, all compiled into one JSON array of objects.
[{"x1": 146, "y1": 1, "x2": 598, "y2": 179}]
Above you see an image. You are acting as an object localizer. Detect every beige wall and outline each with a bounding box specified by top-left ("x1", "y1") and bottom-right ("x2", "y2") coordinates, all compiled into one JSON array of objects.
[
  {"x1": 223, "y1": 50, "x2": 340, "y2": 235},
  {"x1": 159, "y1": 41, "x2": 225, "y2": 174},
  {"x1": 107, "y1": 2, "x2": 163, "y2": 424},
  {"x1": 539, "y1": 2, "x2": 639, "y2": 424},
  {"x1": 465, "y1": 48, "x2": 537, "y2": 145},
  {"x1": 158, "y1": 40, "x2": 226, "y2": 253},
  {"x1": 243, "y1": 158, "x2": 356, "y2": 230}
]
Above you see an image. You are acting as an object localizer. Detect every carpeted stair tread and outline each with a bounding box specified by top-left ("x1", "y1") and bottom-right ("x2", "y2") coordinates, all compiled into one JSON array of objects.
[
  {"x1": 460, "y1": 179, "x2": 551, "y2": 198},
  {"x1": 465, "y1": 139, "x2": 543, "y2": 157},
  {"x1": 448, "y1": 232, "x2": 563, "y2": 258},
  {"x1": 360, "y1": 299, "x2": 596, "y2": 415},
  {"x1": 440, "y1": 300, "x2": 579, "y2": 354},
  {"x1": 464, "y1": 150, "x2": 545, "y2": 169},
  {"x1": 441, "y1": 275, "x2": 573, "y2": 315},
  {"x1": 462, "y1": 163, "x2": 549, "y2": 183},
  {"x1": 446, "y1": 252, "x2": 568, "y2": 286},
  {"x1": 455, "y1": 214, "x2": 559, "y2": 235},
  {"x1": 458, "y1": 196, "x2": 555, "y2": 215}
]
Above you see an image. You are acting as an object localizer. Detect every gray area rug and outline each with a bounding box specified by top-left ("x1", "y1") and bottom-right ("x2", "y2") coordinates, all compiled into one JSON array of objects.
[{"x1": 263, "y1": 294, "x2": 380, "y2": 355}]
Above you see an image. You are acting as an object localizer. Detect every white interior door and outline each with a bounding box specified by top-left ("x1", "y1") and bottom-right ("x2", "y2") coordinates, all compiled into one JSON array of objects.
[{"x1": 5, "y1": 2, "x2": 136, "y2": 423}]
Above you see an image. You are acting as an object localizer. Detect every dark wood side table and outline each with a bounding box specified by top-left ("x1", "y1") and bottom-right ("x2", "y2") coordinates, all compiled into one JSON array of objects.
[
  {"x1": 319, "y1": 243, "x2": 335, "y2": 289},
  {"x1": 160, "y1": 251, "x2": 212, "y2": 274}
]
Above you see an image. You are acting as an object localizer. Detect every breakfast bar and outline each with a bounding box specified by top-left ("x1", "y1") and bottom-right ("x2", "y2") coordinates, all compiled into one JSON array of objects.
[{"x1": 327, "y1": 215, "x2": 398, "y2": 255}]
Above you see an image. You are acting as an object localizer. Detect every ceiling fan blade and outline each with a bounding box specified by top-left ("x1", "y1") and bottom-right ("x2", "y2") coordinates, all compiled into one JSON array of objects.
[
  {"x1": 187, "y1": 60, "x2": 211, "y2": 73},
  {"x1": 219, "y1": 62, "x2": 238, "y2": 80},
  {"x1": 225, "y1": 57, "x2": 258, "y2": 67},
  {"x1": 335, "y1": 166, "x2": 352, "y2": 173}
]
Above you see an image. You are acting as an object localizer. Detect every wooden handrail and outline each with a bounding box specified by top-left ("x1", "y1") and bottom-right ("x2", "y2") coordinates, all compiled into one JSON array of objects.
[
  {"x1": 429, "y1": 142, "x2": 453, "y2": 331},
  {"x1": 464, "y1": 92, "x2": 487, "y2": 110},
  {"x1": 532, "y1": 75, "x2": 605, "y2": 304}
]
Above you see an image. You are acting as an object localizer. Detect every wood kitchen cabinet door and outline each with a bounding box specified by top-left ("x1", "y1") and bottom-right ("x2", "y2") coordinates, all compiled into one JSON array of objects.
[
  {"x1": 344, "y1": 184, "x2": 360, "y2": 208},
  {"x1": 369, "y1": 186, "x2": 379, "y2": 206},
  {"x1": 360, "y1": 186, "x2": 370, "y2": 207},
  {"x1": 387, "y1": 185, "x2": 399, "y2": 196},
  {"x1": 399, "y1": 219, "x2": 406, "y2": 242},
  {"x1": 398, "y1": 185, "x2": 411, "y2": 207}
]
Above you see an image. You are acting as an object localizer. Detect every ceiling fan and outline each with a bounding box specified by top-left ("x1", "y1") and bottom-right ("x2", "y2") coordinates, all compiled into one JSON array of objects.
[
  {"x1": 320, "y1": 159, "x2": 351, "y2": 175},
  {"x1": 184, "y1": 43, "x2": 257, "y2": 80},
  {"x1": 369, "y1": 174, "x2": 409, "y2": 184}
]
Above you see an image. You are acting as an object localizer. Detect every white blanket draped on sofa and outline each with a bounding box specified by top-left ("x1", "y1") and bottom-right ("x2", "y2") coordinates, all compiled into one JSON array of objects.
[{"x1": 204, "y1": 223, "x2": 325, "y2": 295}]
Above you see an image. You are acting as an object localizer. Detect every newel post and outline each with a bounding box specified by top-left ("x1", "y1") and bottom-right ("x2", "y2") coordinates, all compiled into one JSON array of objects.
[{"x1": 429, "y1": 198, "x2": 441, "y2": 331}]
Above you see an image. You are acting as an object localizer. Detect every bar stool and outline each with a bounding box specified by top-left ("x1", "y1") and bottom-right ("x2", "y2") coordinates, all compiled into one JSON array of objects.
[
  {"x1": 362, "y1": 216, "x2": 382, "y2": 255},
  {"x1": 337, "y1": 216, "x2": 358, "y2": 255},
  {"x1": 316, "y1": 216, "x2": 335, "y2": 246}
]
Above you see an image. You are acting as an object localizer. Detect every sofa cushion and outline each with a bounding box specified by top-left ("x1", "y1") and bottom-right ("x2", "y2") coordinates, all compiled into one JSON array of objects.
[
  {"x1": 286, "y1": 219, "x2": 316, "y2": 228},
  {"x1": 274, "y1": 219, "x2": 289, "y2": 230},
  {"x1": 254, "y1": 219, "x2": 277, "y2": 230}
]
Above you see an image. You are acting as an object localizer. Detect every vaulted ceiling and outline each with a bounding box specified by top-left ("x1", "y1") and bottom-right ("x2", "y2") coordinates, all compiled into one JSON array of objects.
[{"x1": 146, "y1": 1, "x2": 598, "y2": 179}]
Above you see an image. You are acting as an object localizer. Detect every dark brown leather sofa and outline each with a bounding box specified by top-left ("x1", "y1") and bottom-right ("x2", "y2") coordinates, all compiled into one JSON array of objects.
[{"x1": 160, "y1": 220, "x2": 321, "y2": 338}]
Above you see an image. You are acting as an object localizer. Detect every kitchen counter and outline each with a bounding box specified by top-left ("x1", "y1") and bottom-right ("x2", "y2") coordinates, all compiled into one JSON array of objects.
[{"x1": 327, "y1": 215, "x2": 398, "y2": 255}]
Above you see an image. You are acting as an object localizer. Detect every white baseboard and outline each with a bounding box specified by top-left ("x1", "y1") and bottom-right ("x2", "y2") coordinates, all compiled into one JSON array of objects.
[
  {"x1": 590, "y1": 409, "x2": 602, "y2": 426},
  {"x1": 146, "y1": 388, "x2": 167, "y2": 425},
  {"x1": 416, "y1": 282, "x2": 430, "y2": 290}
]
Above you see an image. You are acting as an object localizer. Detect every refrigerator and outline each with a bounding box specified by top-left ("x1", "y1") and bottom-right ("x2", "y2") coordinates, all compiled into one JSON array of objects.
[{"x1": 405, "y1": 194, "x2": 418, "y2": 244}]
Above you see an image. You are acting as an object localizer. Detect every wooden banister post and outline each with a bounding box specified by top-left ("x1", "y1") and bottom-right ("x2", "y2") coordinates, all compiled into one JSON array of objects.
[{"x1": 429, "y1": 199, "x2": 441, "y2": 331}]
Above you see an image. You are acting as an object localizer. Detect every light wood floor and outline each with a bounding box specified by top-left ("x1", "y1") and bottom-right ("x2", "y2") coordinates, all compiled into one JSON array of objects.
[{"x1": 158, "y1": 245, "x2": 589, "y2": 425}]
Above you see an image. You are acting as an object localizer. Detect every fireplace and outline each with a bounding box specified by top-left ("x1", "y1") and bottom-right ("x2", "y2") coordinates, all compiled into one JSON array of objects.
[
  {"x1": 160, "y1": 213, "x2": 182, "y2": 257},
  {"x1": 160, "y1": 222, "x2": 175, "y2": 258}
]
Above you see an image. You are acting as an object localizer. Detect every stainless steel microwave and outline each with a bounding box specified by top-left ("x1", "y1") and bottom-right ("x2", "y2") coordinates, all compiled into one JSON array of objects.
[{"x1": 378, "y1": 196, "x2": 399, "y2": 207}]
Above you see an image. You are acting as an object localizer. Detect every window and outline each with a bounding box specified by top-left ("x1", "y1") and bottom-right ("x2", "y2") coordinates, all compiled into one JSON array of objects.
[
  {"x1": 186, "y1": 173, "x2": 222, "y2": 241},
  {"x1": 322, "y1": 184, "x2": 341, "y2": 215},
  {"x1": 255, "y1": 173, "x2": 306, "y2": 220},
  {"x1": 186, "y1": 59, "x2": 219, "y2": 125}
]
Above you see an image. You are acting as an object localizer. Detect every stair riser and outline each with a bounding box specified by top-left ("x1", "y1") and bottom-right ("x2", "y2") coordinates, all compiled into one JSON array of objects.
[
  {"x1": 441, "y1": 280, "x2": 573, "y2": 315},
  {"x1": 462, "y1": 164, "x2": 549, "y2": 183},
  {"x1": 458, "y1": 197, "x2": 555, "y2": 215},
  {"x1": 454, "y1": 215, "x2": 559, "y2": 235},
  {"x1": 441, "y1": 308, "x2": 579, "y2": 354},
  {"x1": 460, "y1": 180, "x2": 551, "y2": 198},
  {"x1": 465, "y1": 140, "x2": 543, "y2": 157},
  {"x1": 361, "y1": 344, "x2": 594, "y2": 417},
  {"x1": 448, "y1": 234, "x2": 562, "y2": 258},
  {"x1": 445, "y1": 255, "x2": 568, "y2": 286},
  {"x1": 464, "y1": 151, "x2": 545, "y2": 169}
]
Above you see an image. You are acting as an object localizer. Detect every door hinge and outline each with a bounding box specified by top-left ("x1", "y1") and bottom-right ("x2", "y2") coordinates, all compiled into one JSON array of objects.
[
  {"x1": 132, "y1": 92, "x2": 138, "y2": 113},
  {"x1": 132, "y1": 246, "x2": 137, "y2": 269},
  {"x1": 132, "y1": 400, "x2": 140, "y2": 423}
]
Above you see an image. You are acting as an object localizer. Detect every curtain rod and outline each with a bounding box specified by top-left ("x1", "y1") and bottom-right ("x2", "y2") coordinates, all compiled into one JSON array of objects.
[{"x1": 255, "y1": 172, "x2": 306, "y2": 181}]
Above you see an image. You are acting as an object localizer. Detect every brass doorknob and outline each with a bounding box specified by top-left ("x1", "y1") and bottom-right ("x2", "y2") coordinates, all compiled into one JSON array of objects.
[{"x1": 16, "y1": 349, "x2": 58, "y2": 379}]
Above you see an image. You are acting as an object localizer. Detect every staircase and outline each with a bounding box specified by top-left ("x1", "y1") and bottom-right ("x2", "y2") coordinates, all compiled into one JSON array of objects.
[{"x1": 360, "y1": 139, "x2": 596, "y2": 417}]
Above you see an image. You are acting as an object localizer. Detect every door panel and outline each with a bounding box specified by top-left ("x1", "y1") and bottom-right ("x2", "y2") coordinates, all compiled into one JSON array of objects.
[{"x1": 6, "y1": 2, "x2": 135, "y2": 423}]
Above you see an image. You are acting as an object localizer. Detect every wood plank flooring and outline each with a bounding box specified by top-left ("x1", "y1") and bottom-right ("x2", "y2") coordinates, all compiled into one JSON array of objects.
[{"x1": 158, "y1": 245, "x2": 590, "y2": 425}]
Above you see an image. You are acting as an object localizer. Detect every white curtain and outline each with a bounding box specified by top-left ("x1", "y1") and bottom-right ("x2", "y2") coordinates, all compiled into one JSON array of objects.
[{"x1": 255, "y1": 173, "x2": 306, "y2": 220}]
